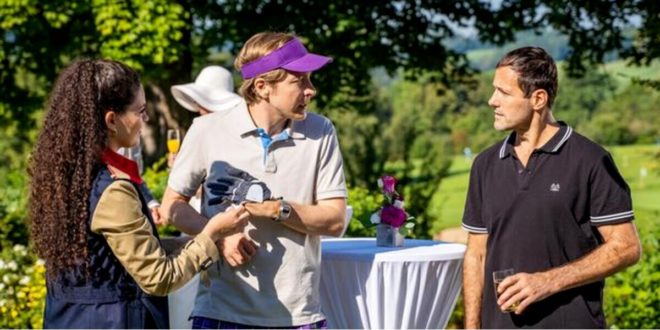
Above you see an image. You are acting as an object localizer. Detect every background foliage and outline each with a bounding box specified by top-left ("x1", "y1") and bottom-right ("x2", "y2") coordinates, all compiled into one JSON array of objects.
[
  {"x1": 604, "y1": 210, "x2": 660, "y2": 329},
  {"x1": 0, "y1": 245, "x2": 45, "y2": 329}
]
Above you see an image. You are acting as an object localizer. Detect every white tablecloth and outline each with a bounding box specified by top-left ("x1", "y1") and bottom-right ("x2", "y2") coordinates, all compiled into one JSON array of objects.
[{"x1": 320, "y1": 238, "x2": 466, "y2": 329}]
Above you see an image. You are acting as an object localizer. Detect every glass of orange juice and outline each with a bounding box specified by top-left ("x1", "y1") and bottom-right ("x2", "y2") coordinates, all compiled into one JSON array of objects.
[{"x1": 167, "y1": 129, "x2": 181, "y2": 154}]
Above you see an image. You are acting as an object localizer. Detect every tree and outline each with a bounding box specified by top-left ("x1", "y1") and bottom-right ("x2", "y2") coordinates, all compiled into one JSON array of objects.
[
  {"x1": 3, "y1": 1, "x2": 658, "y2": 161},
  {"x1": 554, "y1": 70, "x2": 618, "y2": 126},
  {"x1": 377, "y1": 75, "x2": 456, "y2": 236},
  {"x1": 0, "y1": 0, "x2": 194, "y2": 167},
  {"x1": 0, "y1": 0, "x2": 195, "y2": 249}
]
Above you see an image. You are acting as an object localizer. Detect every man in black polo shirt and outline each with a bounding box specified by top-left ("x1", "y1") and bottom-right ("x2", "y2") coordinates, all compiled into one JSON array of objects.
[{"x1": 461, "y1": 47, "x2": 641, "y2": 328}]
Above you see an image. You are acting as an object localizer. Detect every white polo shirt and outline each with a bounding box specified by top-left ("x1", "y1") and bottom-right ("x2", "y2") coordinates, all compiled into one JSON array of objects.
[{"x1": 168, "y1": 100, "x2": 347, "y2": 326}]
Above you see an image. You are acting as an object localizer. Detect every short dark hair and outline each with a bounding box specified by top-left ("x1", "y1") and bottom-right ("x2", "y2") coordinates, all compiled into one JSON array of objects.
[{"x1": 496, "y1": 47, "x2": 558, "y2": 108}]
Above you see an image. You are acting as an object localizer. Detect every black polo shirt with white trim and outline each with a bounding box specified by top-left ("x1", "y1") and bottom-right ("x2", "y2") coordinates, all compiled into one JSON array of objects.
[{"x1": 462, "y1": 122, "x2": 634, "y2": 328}]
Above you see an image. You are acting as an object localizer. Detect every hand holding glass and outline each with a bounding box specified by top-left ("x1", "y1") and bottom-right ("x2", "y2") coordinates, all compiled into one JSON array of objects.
[
  {"x1": 167, "y1": 129, "x2": 181, "y2": 154},
  {"x1": 493, "y1": 268, "x2": 518, "y2": 313}
]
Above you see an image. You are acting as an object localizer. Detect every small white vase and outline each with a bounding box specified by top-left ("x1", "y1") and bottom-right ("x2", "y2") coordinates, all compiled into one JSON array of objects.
[{"x1": 376, "y1": 224, "x2": 404, "y2": 247}]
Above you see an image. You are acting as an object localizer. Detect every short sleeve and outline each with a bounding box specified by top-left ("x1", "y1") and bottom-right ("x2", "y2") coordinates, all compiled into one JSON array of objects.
[
  {"x1": 315, "y1": 121, "x2": 348, "y2": 201},
  {"x1": 588, "y1": 153, "x2": 634, "y2": 226},
  {"x1": 462, "y1": 157, "x2": 488, "y2": 234},
  {"x1": 168, "y1": 119, "x2": 207, "y2": 197}
]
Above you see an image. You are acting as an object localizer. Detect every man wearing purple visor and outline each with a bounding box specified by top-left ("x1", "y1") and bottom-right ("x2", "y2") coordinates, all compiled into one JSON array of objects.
[
  {"x1": 162, "y1": 32, "x2": 347, "y2": 329},
  {"x1": 239, "y1": 37, "x2": 333, "y2": 80}
]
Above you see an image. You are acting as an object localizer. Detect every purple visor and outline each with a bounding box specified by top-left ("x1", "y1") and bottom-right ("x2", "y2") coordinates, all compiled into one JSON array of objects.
[{"x1": 240, "y1": 38, "x2": 333, "y2": 79}]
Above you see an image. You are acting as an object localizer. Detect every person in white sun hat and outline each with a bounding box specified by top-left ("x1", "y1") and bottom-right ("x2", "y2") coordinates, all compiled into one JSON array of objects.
[
  {"x1": 171, "y1": 65, "x2": 243, "y2": 115},
  {"x1": 166, "y1": 65, "x2": 243, "y2": 169}
]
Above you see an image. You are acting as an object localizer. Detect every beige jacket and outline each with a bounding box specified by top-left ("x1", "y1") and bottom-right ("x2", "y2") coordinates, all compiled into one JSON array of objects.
[{"x1": 90, "y1": 179, "x2": 219, "y2": 296}]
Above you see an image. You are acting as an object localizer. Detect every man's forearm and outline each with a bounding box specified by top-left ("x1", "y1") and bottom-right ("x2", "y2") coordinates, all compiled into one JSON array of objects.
[
  {"x1": 463, "y1": 233, "x2": 487, "y2": 328},
  {"x1": 463, "y1": 252, "x2": 485, "y2": 328},
  {"x1": 245, "y1": 198, "x2": 346, "y2": 237},
  {"x1": 161, "y1": 188, "x2": 208, "y2": 235},
  {"x1": 280, "y1": 200, "x2": 345, "y2": 236},
  {"x1": 543, "y1": 224, "x2": 641, "y2": 294},
  {"x1": 168, "y1": 200, "x2": 208, "y2": 235},
  {"x1": 496, "y1": 222, "x2": 641, "y2": 314}
]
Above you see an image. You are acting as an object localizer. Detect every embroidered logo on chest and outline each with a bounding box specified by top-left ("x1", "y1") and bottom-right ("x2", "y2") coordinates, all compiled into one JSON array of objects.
[{"x1": 550, "y1": 183, "x2": 561, "y2": 192}]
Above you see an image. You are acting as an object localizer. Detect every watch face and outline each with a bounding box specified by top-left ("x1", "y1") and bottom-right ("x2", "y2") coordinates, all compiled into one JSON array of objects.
[{"x1": 279, "y1": 201, "x2": 292, "y2": 221}]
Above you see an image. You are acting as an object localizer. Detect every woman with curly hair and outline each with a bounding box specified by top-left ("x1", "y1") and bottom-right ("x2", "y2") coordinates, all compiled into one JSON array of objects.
[{"x1": 28, "y1": 59, "x2": 248, "y2": 329}]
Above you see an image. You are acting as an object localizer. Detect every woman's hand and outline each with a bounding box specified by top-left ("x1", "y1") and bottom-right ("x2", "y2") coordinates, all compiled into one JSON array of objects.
[{"x1": 201, "y1": 205, "x2": 249, "y2": 242}]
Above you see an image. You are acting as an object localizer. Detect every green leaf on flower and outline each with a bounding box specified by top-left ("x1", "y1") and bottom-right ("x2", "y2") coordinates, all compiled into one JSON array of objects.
[{"x1": 358, "y1": 210, "x2": 376, "y2": 228}]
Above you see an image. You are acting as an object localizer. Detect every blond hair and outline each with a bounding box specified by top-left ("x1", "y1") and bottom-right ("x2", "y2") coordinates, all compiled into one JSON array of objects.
[{"x1": 234, "y1": 32, "x2": 295, "y2": 105}]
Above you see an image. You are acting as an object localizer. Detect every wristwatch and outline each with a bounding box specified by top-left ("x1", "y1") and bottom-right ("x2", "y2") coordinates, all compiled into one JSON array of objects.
[{"x1": 275, "y1": 200, "x2": 292, "y2": 222}]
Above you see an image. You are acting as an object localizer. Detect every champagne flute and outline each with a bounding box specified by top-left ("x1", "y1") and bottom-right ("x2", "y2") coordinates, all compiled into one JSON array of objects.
[{"x1": 167, "y1": 129, "x2": 181, "y2": 154}]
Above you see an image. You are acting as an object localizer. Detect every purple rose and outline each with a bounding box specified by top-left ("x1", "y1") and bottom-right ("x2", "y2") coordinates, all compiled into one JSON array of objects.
[
  {"x1": 380, "y1": 175, "x2": 397, "y2": 194},
  {"x1": 381, "y1": 205, "x2": 407, "y2": 227}
]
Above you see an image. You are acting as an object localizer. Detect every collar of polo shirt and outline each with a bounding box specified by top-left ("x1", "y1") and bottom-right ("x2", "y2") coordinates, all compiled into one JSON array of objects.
[
  {"x1": 498, "y1": 122, "x2": 573, "y2": 159},
  {"x1": 232, "y1": 100, "x2": 306, "y2": 139}
]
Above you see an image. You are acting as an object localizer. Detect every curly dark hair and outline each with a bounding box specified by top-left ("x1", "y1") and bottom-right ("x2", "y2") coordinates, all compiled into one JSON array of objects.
[{"x1": 28, "y1": 59, "x2": 141, "y2": 279}]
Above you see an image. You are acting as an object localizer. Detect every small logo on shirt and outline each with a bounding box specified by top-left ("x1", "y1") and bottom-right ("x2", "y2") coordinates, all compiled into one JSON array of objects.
[{"x1": 550, "y1": 183, "x2": 560, "y2": 192}]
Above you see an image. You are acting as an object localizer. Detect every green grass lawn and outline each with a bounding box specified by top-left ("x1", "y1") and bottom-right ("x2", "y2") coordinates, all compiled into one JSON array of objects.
[
  {"x1": 601, "y1": 60, "x2": 660, "y2": 92},
  {"x1": 429, "y1": 144, "x2": 660, "y2": 234},
  {"x1": 428, "y1": 155, "x2": 474, "y2": 233}
]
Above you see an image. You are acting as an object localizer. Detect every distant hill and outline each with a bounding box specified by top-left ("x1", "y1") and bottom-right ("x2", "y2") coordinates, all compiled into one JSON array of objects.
[
  {"x1": 447, "y1": 28, "x2": 627, "y2": 71},
  {"x1": 371, "y1": 28, "x2": 656, "y2": 88},
  {"x1": 450, "y1": 28, "x2": 658, "y2": 87},
  {"x1": 445, "y1": 29, "x2": 570, "y2": 70}
]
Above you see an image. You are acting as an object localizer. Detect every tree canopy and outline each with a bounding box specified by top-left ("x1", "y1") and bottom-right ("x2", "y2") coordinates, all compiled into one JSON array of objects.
[
  {"x1": 1, "y1": 0, "x2": 658, "y2": 178},
  {"x1": 2, "y1": 0, "x2": 657, "y2": 117}
]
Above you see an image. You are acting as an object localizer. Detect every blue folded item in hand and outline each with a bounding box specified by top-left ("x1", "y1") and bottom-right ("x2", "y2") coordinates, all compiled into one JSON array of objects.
[{"x1": 202, "y1": 162, "x2": 272, "y2": 217}]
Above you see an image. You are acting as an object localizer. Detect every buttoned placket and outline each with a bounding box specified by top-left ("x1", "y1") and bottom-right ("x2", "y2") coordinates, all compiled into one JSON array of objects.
[
  {"x1": 256, "y1": 128, "x2": 290, "y2": 173},
  {"x1": 500, "y1": 123, "x2": 571, "y2": 190},
  {"x1": 513, "y1": 150, "x2": 537, "y2": 190}
]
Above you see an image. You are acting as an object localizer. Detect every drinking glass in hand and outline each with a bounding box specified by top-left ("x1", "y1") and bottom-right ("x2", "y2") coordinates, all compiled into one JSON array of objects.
[
  {"x1": 493, "y1": 268, "x2": 518, "y2": 313},
  {"x1": 167, "y1": 129, "x2": 181, "y2": 154}
]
